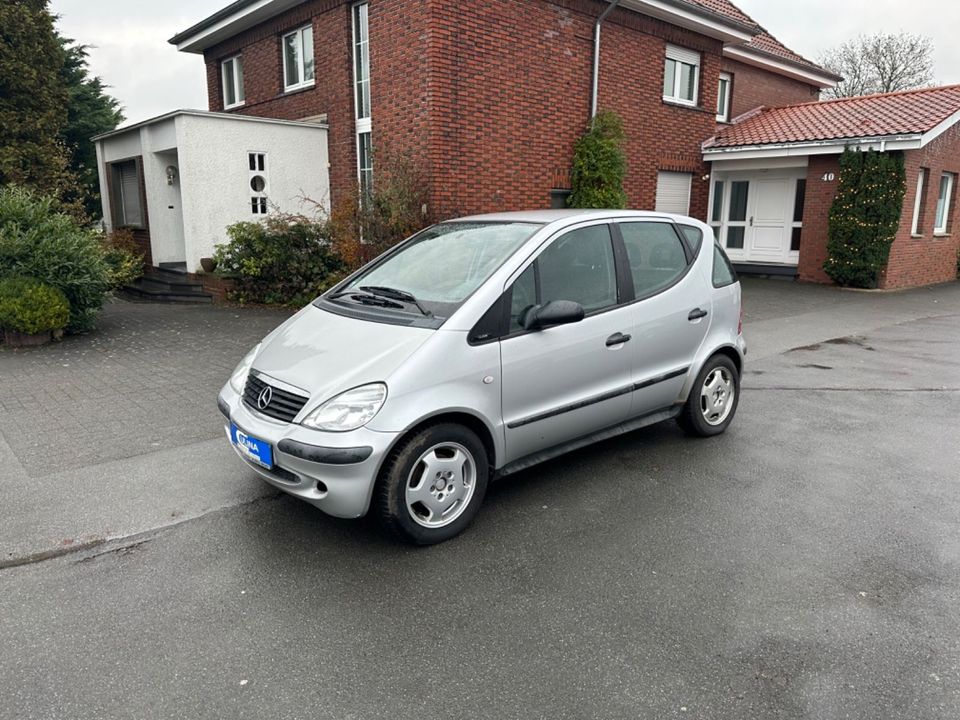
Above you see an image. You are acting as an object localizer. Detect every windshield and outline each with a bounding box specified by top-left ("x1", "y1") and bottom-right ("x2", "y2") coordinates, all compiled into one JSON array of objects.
[{"x1": 326, "y1": 222, "x2": 540, "y2": 321}]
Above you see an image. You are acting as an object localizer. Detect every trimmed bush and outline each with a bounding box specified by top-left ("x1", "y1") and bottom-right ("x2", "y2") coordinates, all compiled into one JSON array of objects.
[
  {"x1": 0, "y1": 276, "x2": 70, "y2": 336},
  {"x1": 823, "y1": 148, "x2": 907, "y2": 288},
  {"x1": 214, "y1": 213, "x2": 346, "y2": 306},
  {"x1": 0, "y1": 186, "x2": 110, "y2": 331},
  {"x1": 100, "y1": 228, "x2": 144, "y2": 290},
  {"x1": 568, "y1": 110, "x2": 628, "y2": 210}
]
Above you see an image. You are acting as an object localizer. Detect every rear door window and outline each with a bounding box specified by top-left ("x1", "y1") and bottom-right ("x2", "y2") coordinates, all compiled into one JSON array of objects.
[{"x1": 619, "y1": 222, "x2": 689, "y2": 298}]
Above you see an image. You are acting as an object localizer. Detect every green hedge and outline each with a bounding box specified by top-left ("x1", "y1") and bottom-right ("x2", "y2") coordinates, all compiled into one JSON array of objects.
[
  {"x1": 0, "y1": 276, "x2": 70, "y2": 335},
  {"x1": 214, "y1": 214, "x2": 346, "y2": 306},
  {"x1": 824, "y1": 149, "x2": 907, "y2": 288},
  {"x1": 0, "y1": 186, "x2": 111, "y2": 331}
]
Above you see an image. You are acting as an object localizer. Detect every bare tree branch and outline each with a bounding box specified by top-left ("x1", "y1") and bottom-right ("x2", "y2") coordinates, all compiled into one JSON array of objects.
[{"x1": 819, "y1": 32, "x2": 936, "y2": 99}]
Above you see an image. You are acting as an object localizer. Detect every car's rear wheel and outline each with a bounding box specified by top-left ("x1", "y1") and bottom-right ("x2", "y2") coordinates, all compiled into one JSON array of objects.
[
  {"x1": 374, "y1": 423, "x2": 489, "y2": 545},
  {"x1": 677, "y1": 354, "x2": 740, "y2": 437}
]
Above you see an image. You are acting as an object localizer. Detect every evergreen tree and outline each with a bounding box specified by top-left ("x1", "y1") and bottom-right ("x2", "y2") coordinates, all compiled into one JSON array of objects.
[
  {"x1": 824, "y1": 148, "x2": 907, "y2": 288},
  {"x1": 57, "y1": 36, "x2": 125, "y2": 219},
  {"x1": 0, "y1": 1, "x2": 76, "y2": 203}
]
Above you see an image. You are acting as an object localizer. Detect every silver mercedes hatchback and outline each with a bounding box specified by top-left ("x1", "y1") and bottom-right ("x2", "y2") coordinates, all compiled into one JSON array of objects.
[{"x1": 218, "y1": 210, "x2": 745, "y2": 544}]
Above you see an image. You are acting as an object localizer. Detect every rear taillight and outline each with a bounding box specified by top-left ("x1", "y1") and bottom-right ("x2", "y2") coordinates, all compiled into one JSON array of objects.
[{"x1": 738, "y1": 304, "x2": 743, "y2": 335}]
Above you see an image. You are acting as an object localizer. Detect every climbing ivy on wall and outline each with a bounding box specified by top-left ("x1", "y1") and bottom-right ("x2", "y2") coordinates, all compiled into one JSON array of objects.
[
  {"x1": 568, "y1": 110, "x2": 628, "y2": 210},
  {"x1": 823, "y1": 148, "x2": 907, "y2": 288}
]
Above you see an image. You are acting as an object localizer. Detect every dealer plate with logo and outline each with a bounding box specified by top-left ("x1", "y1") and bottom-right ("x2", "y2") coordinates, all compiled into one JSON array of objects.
[{"x1": 230, "y1": 423, "x2": 273, "y2": 470}]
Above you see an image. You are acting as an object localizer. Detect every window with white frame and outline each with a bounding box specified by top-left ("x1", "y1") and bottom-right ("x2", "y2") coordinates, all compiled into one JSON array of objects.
[
  {"x1": 717, "y1": 72, "x2": 732, "y2": 121},
  {"x1": 352, "y1": 2, "x2": 372, "y2": 195},
  {"x1": 222, "y1": 55, "x2": 245, "y2": 108},
  {"x1": 663, "y1": 45, "x2": 700, "y2": 106},
  {"x1": 282, "y1": 25, "x2": 315, "y2": 91},
  {"x1": 911, "y1": 168, "x2": 928, "y2": 235},
  {"x1": 110, "y1": 159, "x2": 144, "y2": 228},
  {"x1": 934, "y1": 172, "x2": 954, "y2": 234},
  {"x1": 249, "y1": 152, "x2": 268, "y2": 215}
]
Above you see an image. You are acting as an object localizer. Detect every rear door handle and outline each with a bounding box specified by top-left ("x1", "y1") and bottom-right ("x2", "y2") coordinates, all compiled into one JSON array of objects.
[
  {"x1": 688, "y1": 308, "x2": 708, "y2": 321},
  {"x1": 606, "y1": 332, "x2": 632, "y2": 347}
]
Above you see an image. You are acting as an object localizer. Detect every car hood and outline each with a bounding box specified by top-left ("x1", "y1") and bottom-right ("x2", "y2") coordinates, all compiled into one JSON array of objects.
[{"x1": 251, "y1": 305, "x2": 435, "y2": 405}]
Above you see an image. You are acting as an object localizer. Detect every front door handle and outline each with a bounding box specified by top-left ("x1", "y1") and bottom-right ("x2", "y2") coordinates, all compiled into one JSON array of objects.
[
  {"x1": 606, "y1": 332, "x2": 632, "y2": 347},
  {"x1": 688, "y1": 308, "x2": 708, "y2": 321}
]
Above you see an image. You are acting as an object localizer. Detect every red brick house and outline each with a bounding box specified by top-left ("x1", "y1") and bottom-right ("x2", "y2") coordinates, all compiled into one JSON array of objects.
[
  {"x1": 158, "y1": 0, "x2": 958, "y2": 287},
  {"x1": 167, "y1": 2, "x2": 833, "y2": 225},
  {"x1": 703, "y1": 85, "x2": 960, "y2": 288}
]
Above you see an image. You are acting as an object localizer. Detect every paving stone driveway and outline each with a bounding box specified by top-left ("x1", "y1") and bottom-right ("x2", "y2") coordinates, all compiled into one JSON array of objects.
[{"x1": 0, "y1": 299, "x2": 293, "y2": 477}]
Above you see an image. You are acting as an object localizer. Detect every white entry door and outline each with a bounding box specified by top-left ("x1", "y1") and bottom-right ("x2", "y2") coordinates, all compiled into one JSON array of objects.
[
  {"x1": 747, "y1": 178, "x2": 790, "y2": 262},
  {"x1": 711, "y1": 172, "x2": 804, "y2": 265}
]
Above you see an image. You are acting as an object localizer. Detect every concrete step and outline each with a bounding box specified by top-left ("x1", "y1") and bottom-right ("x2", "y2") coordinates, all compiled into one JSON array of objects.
[{"x1": 122, "y1": 279, "x2": 213, "y2": 304}]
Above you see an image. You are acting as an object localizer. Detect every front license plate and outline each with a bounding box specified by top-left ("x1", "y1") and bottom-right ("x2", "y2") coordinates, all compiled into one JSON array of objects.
[{"x1": 230, "y1": 424, "x2": 273, "y2": 470}]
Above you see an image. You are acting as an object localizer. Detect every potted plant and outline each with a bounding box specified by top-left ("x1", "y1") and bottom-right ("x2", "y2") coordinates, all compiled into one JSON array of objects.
[{"x1": 0, "y1": 277, "x2": 71, "y2": 348}]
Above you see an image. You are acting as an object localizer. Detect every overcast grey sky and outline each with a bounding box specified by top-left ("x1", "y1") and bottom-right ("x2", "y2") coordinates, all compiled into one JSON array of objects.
[{"x1": 51, "y1": 0, "x2": 960, "y2": 126}]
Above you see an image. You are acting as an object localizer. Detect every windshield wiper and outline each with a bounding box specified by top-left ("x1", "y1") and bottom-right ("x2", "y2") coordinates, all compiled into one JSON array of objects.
[
  {"x1": 329, "y1": 289, "x2": 405, "y2": 310},
  {"x1": 359, "y1": 286, "x2": 433, "y2": 317}
]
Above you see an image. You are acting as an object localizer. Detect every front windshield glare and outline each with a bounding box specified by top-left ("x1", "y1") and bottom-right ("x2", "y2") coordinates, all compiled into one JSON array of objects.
[{"x1": 336, "y1": 222, "x2": 539, "y2": 317}]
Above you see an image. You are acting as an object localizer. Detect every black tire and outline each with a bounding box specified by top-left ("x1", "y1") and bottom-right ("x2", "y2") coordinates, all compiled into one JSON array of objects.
[
  {"x1": 374, "y1": 423, "x2": 489, "y2": 545},
  {"x1": 677, "y1": 354, "x2": 740, "y2": 437}
]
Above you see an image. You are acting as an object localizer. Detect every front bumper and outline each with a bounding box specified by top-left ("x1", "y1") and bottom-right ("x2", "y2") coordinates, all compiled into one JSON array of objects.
[{"x1": 218, "y1": 383, "x2": 396, "y2": 518}]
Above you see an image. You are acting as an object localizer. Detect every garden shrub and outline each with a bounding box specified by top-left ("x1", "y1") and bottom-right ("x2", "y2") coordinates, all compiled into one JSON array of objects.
[
  {"x1": 568, "y1": 110, "x2": 628, "y2": 210},
  {"x1": 824, "y1": 148, "x2": 907, "y2": 288},
  {"x1": 0, "y1": 276, "x2": 70, "y2": 335},
  {"x1": 214, "y1": 213, "x2": 346, "y2": 306},
  {"x1": 0, "y1": 186, "x2": 110, "y2": 331},
  {"x1": 324, "y1": 149, "x2": 432, "y2": 269},
  {"x1": 100, "y1": 228, "x2": 144, "y2": 290}
]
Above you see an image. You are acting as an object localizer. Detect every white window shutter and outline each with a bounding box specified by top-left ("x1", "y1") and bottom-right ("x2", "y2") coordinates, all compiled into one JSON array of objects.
[
  {"x1": 655, "y1": 171, "x2": 692, "y2": 215},
  {"x1": 120, "y1": 163, "x2": 142, "y2": 226}
]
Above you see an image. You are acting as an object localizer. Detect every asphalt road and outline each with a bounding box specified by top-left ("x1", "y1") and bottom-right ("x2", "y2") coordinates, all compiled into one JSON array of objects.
[{"x1": 1, "y1": 281, "x2": 959, "y2": 719}]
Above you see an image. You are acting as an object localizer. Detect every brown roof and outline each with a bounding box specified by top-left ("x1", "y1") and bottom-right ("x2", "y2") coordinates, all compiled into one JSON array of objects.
[
  {"x1": 704, "y1": 85, "x2": 960, "y2": 149},
  {"x1": 684, "y1": 0, "x2": 832, "y2": 76}
]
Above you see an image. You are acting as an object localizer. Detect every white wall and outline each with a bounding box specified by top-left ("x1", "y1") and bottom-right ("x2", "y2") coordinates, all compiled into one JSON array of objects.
[{"x1": 176, "y1": 114, "x2": 330, "y2": 272}]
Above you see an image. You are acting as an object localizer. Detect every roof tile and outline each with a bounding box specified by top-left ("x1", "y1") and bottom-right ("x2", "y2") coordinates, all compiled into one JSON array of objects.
[{"x1": 704, "y1": 85, "x2": 960, "y2": 148}]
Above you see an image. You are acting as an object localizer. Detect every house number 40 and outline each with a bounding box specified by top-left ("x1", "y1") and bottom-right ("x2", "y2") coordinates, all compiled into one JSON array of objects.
[{"x1": 821, "y1": 172, "x2": 836, "y2": 182}]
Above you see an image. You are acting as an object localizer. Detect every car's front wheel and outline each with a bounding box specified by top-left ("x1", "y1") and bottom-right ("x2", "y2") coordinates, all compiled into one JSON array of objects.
[
  {"x1": 374, "y1": 423, "x2": 489, "y2": 545},
  {"x1": 678, "y1": 354, "x2": 740, "y2": 437}
]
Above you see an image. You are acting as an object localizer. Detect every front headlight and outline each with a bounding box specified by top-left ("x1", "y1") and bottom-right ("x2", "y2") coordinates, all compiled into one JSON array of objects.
[
  {"x1": 228, "y1": 344, "x2": 261, "y2": 394},
  {"x1": 301, "y1": 383, "x2": 387, "y2": 432}
]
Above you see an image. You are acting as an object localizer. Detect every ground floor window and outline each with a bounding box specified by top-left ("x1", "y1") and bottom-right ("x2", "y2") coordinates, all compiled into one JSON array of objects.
[
  {"x1": 934, "y1": 172, "x2": 955, "y2": 234},
  {"x1": 911, "y1": 168, "x2": 928, "y2": 235},
  {"x1": 357, "y1": 131, "x2": 373, "y2": 197},
  {"x1": 248, "y1": 152, "x2": 268, "y2": 215},
  {"x1": 110, "y1": 159, "x2": 144, "y2": 228},
  {"x1": 654, "y1": 171, "x2": 692, "y2": 215}
]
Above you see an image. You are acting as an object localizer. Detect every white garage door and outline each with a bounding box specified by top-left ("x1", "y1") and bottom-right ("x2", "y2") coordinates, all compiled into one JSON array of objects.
[{"x1": 655, "y1": 171, "x2": 692, "y2": 215}]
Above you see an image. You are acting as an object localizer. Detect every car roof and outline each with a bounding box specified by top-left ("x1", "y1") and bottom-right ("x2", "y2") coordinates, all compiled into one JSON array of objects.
[{"x1": 448, "y1": 209, "x2": 698, "y2": 226}]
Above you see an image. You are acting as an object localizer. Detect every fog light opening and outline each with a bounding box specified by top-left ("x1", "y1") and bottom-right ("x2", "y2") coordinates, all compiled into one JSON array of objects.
[{"x1": 316, "y1": 480, "x2": 328, "y2": 494}]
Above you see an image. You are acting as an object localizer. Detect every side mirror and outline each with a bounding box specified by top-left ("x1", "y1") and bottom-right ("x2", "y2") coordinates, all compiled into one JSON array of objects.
[{"x1": 521, "y1": 300, "x2": 585, "y2": 331}]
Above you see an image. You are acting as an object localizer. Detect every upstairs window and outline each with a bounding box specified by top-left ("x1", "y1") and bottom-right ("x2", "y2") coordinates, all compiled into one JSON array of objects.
[
  {"x1": 934, "y1": 172, "x2": 955, "y2": 234},
  {"x1": 663, "y1": 45, "x2": 700, "y2": 107},
  {"x1": 283, "y1": 25, "x2": 315, "y2": 91},
  {"x1": 353, "y1": 2, "x2": 371, "y2": 121},
  {"x1": 222, "y1": 55, "x2": 245, "y2": 108},
  {"x1": 717, "y1": 72, "x2": 732, "y2": 121}
]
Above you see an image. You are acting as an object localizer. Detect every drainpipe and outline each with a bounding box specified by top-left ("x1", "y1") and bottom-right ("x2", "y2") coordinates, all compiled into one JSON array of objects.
[{"x1": 590, "y1": 0, "x2": 621, "y2": 121}]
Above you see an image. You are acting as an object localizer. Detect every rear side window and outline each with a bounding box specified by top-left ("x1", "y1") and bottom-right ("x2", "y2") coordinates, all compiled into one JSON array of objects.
[
  {"x1": 619, "y1": 222, "x2": 689, "y2": 297},
  {"x1": 507, "y1": 224, "x2": 617, "y2": 333},
  {"x1": 678, "y1": 224, "x2": 704, "y2": 256},
  {"x1": 712, "y1": 244, "x2": 737, "y2": 287}
]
